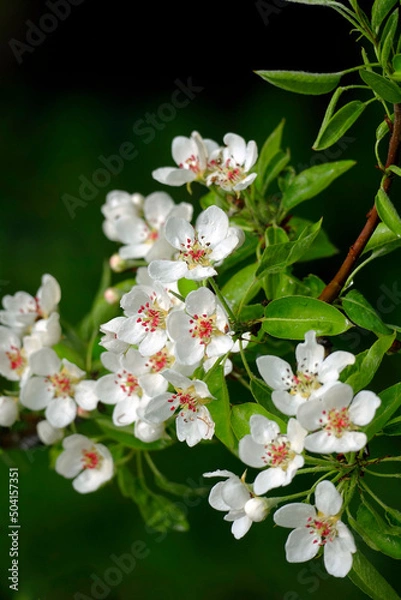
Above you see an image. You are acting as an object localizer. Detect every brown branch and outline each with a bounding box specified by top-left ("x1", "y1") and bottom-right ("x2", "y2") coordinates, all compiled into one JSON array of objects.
[{"x1": 319, "y1": 103, "x2": 401, "y2": 304}]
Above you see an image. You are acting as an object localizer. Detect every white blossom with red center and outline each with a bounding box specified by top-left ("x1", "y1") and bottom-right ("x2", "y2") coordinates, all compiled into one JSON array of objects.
[
  {"x1": 20, "y1": 348, "x2": 98, "y2": 429},
  {"x1": 256, "y1": 330, "x2": 356, "y2": 417},
  {"x1": 206, "y1": 133, "x2": 258, "y2": 193},
  {"x1": 95, "y1": 348, "x2": 167, "y2": 427},
  {"x1": 166, "y1": 287, "x2": 235, "y2": 366},
  {"x1": 147, "y1": 205, "x2": 244, "y2": 283},
  {"x1": 0, "y1": 274, "x2": 61, "y2": 338},
  {"x1": 0, "y1": 325, "x2": 42, "y2": 386},
  {"x1": 101, "y1": 190, "x2": 144, "y2": 242},
  {"x1": 203, "y1": 469, "x2": 273, "y2": 539},
  {"x1": 239, "y1": 414, "x2": 307, "y2": 494},
  {"x1": 273, "y1": 480, "x2": 356, "y2": 577},
  {"x1": 297, "y1": 382, "x2": 381, "y2": 454},
  {"x1": 117, "y1": 282, "x2": 178, "y2": 356},
  {"x1": 55, "y1": 434, "x2": 114, "y2": 494},
  {"x1": 113, "y1": 191, "x2": 193, "y2": 262},
  {"x1": 152, "y1": 131, "x2": 219, "y2": 187},
  {"x1": 143, "y1": 369, "x2": 215, "y2": 447}
]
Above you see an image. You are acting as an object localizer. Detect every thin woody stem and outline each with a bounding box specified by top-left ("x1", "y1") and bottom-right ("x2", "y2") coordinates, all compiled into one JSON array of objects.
[{"x1": 319, "y1": 103, "x2": 401, "y2": 304}]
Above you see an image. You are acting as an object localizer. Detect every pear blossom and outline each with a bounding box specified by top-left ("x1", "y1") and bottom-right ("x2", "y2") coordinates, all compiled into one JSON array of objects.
[
  {"x1": 0, "y1": 274, "x2": 61, "y2": 336},
  {"x1": 0, "y1": 396, "x2": 19, "y2": 427},
  {"x1": 206, "y1": 133, "x2": 258, "y2": 192},
  {"x1": 0, "y1": 326, "x2": 42, "y2": 385},
  {"x1": 95, "y1": 349, "x2": 167, "y2": 427},
  {"x1": 273, "y1": 480, "x2": 356, "y2": 577},
  {"x1": 297, "y1": 382, "x2": 381, "y2": 454},
  {"x1": 113, "y1": 192, "x2": 193, "y2": 262},
  {"x1": 148, "y1": 205, "x2": 244, "y2": 283},
  {"x1": 20, "y1": 348, "x2": 97, "y2": 428},
  {"x1": 239, "y1": 415, "x2": 307, "y2": 494},
  {"x1": 203, "y1": 470, "x2": 273, "y2": 539},
  {"x1": 55, "y1": 434, "x2": 114, "y2": 493},
  {"x1": 101, "y1": 190, "x2": 144, "y2": 242},
  {"x1": 117, "y1": 281, "x2": 178, "y2": 355},
  {"x1": 166, "y1": 287, "x2": 234, "y2": 366},
  {"x1": 37, "y1": 419, "x2": 64, "y2": 445},
  {"x1": 152, "y1": 131, "x2": 219, "y2": 187},
  {"x1": 144, "y1": 370, "x2": 215, "y2": 447},
  {"x1": 256, "y1": 330, "x2": 355, "y2": 417}
]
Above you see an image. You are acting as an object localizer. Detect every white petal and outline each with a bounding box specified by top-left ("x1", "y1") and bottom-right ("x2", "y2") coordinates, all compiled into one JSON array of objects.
[
  {"x1": 223, "y1": 133, "x2": 246, "y2": 164},
  {"x1": 287, "y1": 418, "x2": 307, "y2": 452},
  {"x1": 221, "y1": 478, "x2": 250, "y2": 509},
  {"x1": 318, "y1": 351, "x2": 355, "y2": 384},
  {"x1": 45, "y1": 397, "x2": 77, "y2": 428},
  {"x1": 285, "y1": 528, "x2": 320, "y2": 563},
  {"x1": 324, "y1": 534, "x2": 355, "y2": 577},
  {"x1": 271, "y1": 390, "x2": 304, "y2": 417},
  {"x1": 144, "y1": 192, "x2": 174, "y2": 226},
  {"x1": 95, "y1": 374, "x2": 126, "y2": 405},
  {"x1": 164, "y1": 217, "x2": 195, "y2": 250},
  {"x1": 152, "y1": 167, "x2": 195, "y2": 186},
  {"x1": 138, "y1": 330, "x2": 168, "y2": 356},
  {"x1": 249, "y1": 414, "x2": 280, "y2": 444},
  {"x1": 185, "y1": 287, "x2": 216, "y2": 317},
  {"x1": 256, "y1": 356, "x2": 294, "y2": 390},
  {"x1": 231, "y1": 515, "x2": 253, "y2": 539},
  {"x1": 134, "y1": 419, "x2": 164, "y2": 443},
  {"x1": 208, "y1": 481, "x2": 231, "y2": 511},
  {"x1": 349, "y1": 390, "x2": 381, "y2": 426},
  {"x1": 304, "y1": 431, "x2": 339, "y2": 454},
  {"x1": 20, "y1": 376, "x2": 53, "y2": 410},
  {"x1": 144, "y1": 393, "x2": 178, "y2": 423},
  {"x1": 0, "y1": 397, "x2": 18, "y2": 427},
  {"x1": 244, "y1": 140, "x2": 258, "y2": 171},
  {"x1": 273, "y1": 503, "x2": 316, "y2": 528},
  {"x1": 238, "y1": 436, "x2": 266, "y2": 468},
  {"x1": 206, "y1": 335, "x2": 234, "y2": 358},
  {"x1": 171, "y1": 135, "x2": 197, "y2": 166},
  {"x1": 148, "y1": 260, "x2": 188, "y2": 283},
  {"x1": 195, "y1": 206, "x2": 229, "y2": 247},
  {"x1": 161, "y1": 368, "x2": 191, "y2": 389},
  {"x1": 112, "y1": 397, "x2": 140, "y2": 426},
  {"x1": 315, "y1": 480, "x2": 342, "y2": 516},
  {"x1": 296, "y1": 330, "x2": 324, "y2": 375},
  {"x1": 254, "y1": 468, "x2": 286, "y2": 495},
  {"x1": 37, "y1": 419, "x2": 64, "y2": 445},
  {"x1": 29, "y1": 347, "x2": 61, "y2": 376},
  {"x1": 75, "y1": 380, "x2": 99, "y2": 411}
]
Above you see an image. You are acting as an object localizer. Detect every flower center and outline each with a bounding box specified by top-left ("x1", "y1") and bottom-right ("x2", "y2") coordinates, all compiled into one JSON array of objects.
[
  {"x1": 262, "y1": 436, "x2": 294, "y2": 469},
  {"x1": 306, "y1": 515, "x2": 338, "y2": 545},
  {"x1": 179, "y1": 238, "x2": 212, "y2": 270},
  {"x1": 146, "y1": 228, "x2": 159, "y2": 243},
  {"x1": 136, "y1": 301, "x2": 167, "y2": 332},
  {"x1": 46, "y1": 371, "x2": 74, "y2": 397},
  {"x1": 321, "y1": 407, "x2": 353, "y2": 437},
  {"x1": 145, "y1": 348, "x2": 175, "y2": 373},
  {"x1": 188, "y1": 313, "x2": 217, "y2": 345},
  {"x1": 290, "y1": 371, "x2": 321, "y2": 399},
  {"x1": 115, "y1": 370, "x2": 141, "y2": 397},
  {"x1": 5, "y1": 346, "x2": 26, "y2": 376},
  {"x1": 81, "y1": 447, "x2": 101, "y2": 470},
  {"x1": 207, "y1": 158, "x2": 246, "y2": 189},
  {"x1": 180, "y1": 154, "x2": 200, "y2": 174}
]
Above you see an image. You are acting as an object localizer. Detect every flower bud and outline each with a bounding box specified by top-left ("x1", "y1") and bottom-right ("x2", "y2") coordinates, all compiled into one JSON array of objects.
[
  {"x1": 109, "y1": 253, "x2": 127, "y2": 273},
  {"x1": 104, "y1": 287, "x2": 120, "y2": 305},
  {"x1": 0, "y1": 396, "x2": 18, "y2": 427},
  {"x1": 244, "y1": 497, "x2": 274, "y2": 522}
]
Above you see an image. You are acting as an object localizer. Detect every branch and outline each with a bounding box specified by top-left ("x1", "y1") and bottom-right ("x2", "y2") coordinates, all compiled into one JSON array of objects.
[{"x1": 319, "y1": 103, "x2": 401, "y2": 304}]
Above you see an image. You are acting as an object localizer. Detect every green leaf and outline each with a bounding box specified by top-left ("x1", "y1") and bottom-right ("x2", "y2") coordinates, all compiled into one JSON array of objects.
[
  {"x1": 222, "y1": 263, "x2": 261, "y2": 313},
  {"x1": 96, "y1": 418, "x2": 173, "y2": 451},
  {"x1": 357, "y1": 501, "x2": 401, "y2": 559},
  {"x1": 365, "y1": 381, "x2": 401, "y2": 441},
  {"x1": 205, "y1": 366, "x2": 236, "y2": 451},
  {"x1": 342, "y1": 289, "x2": 393, "y2": 335},
  {"x1": 360, "y1": 70, "x2": 401, "y2": 103},
  {"x1": 349, "y1": 550, "x2": 401, "y2": 600},
  {"x1": 281, "y1": 160, "x2": 356, "y2": 211},
  {"x1": 117, "y1": 466, "x2": 189, "y2": 533},
  {"x1": 380, "y1": 10, "x2": 399, "y2": 67},
  {"x1": 249, "y1": 378, "x2": 289, "y2": 426},
  {"x1": 344, "y1": 333, "x2": 395, "y2": 393},
  {"x1": 231, "y1": 402, "x2": 287, "y2": 441},
  {"x1": 372, "y1": 0, "x2": 398, "y2": 32},
  {"x1": 177, "y1": 278, "x2": 198, "y2": 298},
  {"x1": 393, "y1": 53, "x2": 401, "y2": 72},
  {"x1": 382, "y1": 415, "x2": 401, "y2": 435},
  {"x1": 199, "y1": 189, "x2": 228, "y2": 211},
  {"x1": 262, "y1": 295, "x2": 351, "y2": 339},
  {"x1": 302, "y1": 274, "x2": 327, "y2": 297},
  {"x1": 256, "y1": 120, "x2": 285, "y2": 186},
  {"x1": 313, "y1": 100, "x2": 367, "y2": 151},
  {"x1": 348, "y1": 510, "x2": 382, "y2": 552},
  {"x1": 363, "y1": 222, "x2": 401, "y2": 257},
  {"x1": 256, "y1": 70, "x2": 342, "y2": 95},
  {"x1": 288, "y1": 216, "x2": 338, "y2": 261},
  {"x1": 260, "y1": 149, "x2": 291, "y2": 195},
  {"x1": 218, "y1": 231, "x2": 259, "y2": 273},
  {"x1": 375, "y1": 188, "x2": 401, "y2": 237},
  {"x1": 256, "y1": 220, "x2": 322, "y2": 277}
]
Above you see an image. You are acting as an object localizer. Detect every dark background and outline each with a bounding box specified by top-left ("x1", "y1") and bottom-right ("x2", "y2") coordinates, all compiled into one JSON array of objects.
[{"x1": 0, "y1": 1, "x2": 400, "y2": 599}]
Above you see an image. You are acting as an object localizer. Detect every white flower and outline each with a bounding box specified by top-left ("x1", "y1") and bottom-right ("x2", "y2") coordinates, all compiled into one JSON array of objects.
[
  {"x1": 37, "y1": 419, "x2": 64, "y2": 445},
  {"x1": 114, "y1": 192, "x2": 193, "y2": 262},
  {"x1": 0, "y1": 396, "x2": 19, "y2": 427},
  {"x1": 55, "y1": 434, "x2": 114, "y2": 493},
  {"x1": 206, "y1": 133, "x2": 258, "y2": 192},
  {"x1": 203, "y1": 469, "x2": 271, "y2": 539},
  {"x1": 147, "y1": 205, "x2": 244, "y2": 283},
  {"x1": 152, "y1": 131, "x2": 219, "y2": 187},
  {"x1": 273, "y1": 480, "x2": 356, "y2": 577},
  {"x1": 256, "y1": 330, "x2": 355, "y2": 416},
  {"x1": 101, "y1": 190, "x2": 144, "y2": 242},
  {"x1": 166, "y1": 287, "x2": 234, "y2": 366},
  {"x1": 95, "y1": 349, "x2": 167, "y2": 427},
  {"x1": 297, "y1": 382, "x2": 381, "y2": 454},
  {"x1": 0, "y1": 274, "x2": 61, "y2": 336},
  {"x1": 144, "y1": 370, "x2": 215, "y2": 447},
  {"x1": 20, "y1": 348, "x2": 96, "y2": 428},
  {"x1": 0, "y1": 326, "x2": 42, "y2": 385},
  {"x1": 239, "y1": 415, "x2": 307, "y2": 494},
  {"x1": 117, "y1": 282, "x2": 177, "y2": 355}
]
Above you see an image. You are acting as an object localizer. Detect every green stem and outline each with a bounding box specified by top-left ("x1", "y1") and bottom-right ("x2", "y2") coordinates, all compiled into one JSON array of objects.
[
  {"x1": 296, "y1": 466, "x2": 334, "y2": 475},
  {"x1": 238, "y1": 338, "x2": 255, "y2": 382},
  {"x1": 207, "y1": 278, "x2": 237, "y2": 324},
  {"x1": 364, "y1": 468, "x2": 401, "y2": 479},
  {"x1": 360, "y1": 479, "x2": 395, "y2": 512}
]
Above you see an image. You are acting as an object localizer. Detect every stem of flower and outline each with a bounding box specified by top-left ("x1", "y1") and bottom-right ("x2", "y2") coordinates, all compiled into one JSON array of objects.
[
  {"x1": 319, "y1": 102, "x2": 401, "y2": 304},
  {"x1": 364, "y1": 468, "x2": 401, "y2": 479},
  {"x1": 207, "y1": 277, "x2": 237, "y2": 325}
]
